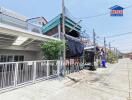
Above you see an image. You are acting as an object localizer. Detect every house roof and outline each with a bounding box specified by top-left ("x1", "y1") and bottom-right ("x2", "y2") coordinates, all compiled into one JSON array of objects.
[
  {"x1": 26, "y1": 16, "x2": 48, "y2": 24},
  {"x1": 42, "y1": 14, "x2": 82, "y2": 34},
  {"x1": 0, "y1": 6, "x2": 28, "y2": 21},
  {"x1": 27, "y1": 17, "x2": 47, "y2": 22},
  {"x1": 110, "y1": 5, "x2": 124, "y2": 10}
]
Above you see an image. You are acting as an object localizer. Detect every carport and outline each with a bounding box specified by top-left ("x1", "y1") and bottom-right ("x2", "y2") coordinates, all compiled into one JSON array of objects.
[{"x1": 0, "y1": 23, "x2": 60, "y2": 61}]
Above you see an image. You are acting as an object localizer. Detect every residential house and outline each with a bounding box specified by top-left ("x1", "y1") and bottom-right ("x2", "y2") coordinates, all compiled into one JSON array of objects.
[
  {"x1": 42, "y1": 14, "x2": 85, "y2": 73},
  {"x1": 0, "y1": 7, "x2": 59, "y2": 62},
  {"x1": 0, "y1": 7, "x2": 60, "y2": 91}
]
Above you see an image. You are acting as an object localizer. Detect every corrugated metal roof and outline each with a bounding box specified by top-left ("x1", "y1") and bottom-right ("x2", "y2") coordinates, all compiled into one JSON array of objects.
[{"x1": 42, "y1": 14, "x2": 82, "y2": 34}]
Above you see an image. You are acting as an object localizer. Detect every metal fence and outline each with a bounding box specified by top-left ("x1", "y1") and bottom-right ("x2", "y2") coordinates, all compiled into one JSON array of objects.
[
  {"x1": 0, "y1": 60, "x2": 60, "y2": 93},
  {"x1": 65, "y1": 59, "x2": 84, "y2": 74}
]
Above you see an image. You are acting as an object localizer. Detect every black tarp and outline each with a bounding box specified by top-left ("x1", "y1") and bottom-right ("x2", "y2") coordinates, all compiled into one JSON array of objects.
[{"x1": 65, "y1": 35, "x2": 84, "y2": 58}]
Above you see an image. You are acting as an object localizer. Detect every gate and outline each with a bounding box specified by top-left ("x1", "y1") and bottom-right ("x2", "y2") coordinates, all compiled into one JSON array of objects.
[{"x1": 0, "y1": 60, "x2": 60, "y2": 93}]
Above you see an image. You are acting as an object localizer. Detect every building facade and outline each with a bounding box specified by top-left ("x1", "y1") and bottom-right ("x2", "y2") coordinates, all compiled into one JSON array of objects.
[{"x1": 0, "y1": 7, "x2": 60, "y2": 62}]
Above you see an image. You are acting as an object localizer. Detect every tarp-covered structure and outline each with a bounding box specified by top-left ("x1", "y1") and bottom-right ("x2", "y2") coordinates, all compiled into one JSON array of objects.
[
  {"x1": 42, "y1": 14, "x2": 84, "y2": 58},
  {"x1": 65, "y1": 34, "x2": 84, "y2": 58}
]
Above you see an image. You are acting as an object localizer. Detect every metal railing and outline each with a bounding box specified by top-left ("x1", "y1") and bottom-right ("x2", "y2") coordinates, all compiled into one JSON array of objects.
[
  {"x1": 65, "y1": 60, "x2": 84, "y2": 74},
  {"x1": 0, "y1": 60, "x2": 60, "y2": 93}
]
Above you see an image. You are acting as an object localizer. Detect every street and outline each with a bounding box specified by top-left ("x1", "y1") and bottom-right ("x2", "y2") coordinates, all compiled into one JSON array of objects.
[
  {"x1": 0, "y1": 0, "x2": 132, "y2": 100},
  {"x1": 0, "y1": 58, "x2": 131, "y2": 100},
  {"x1": 46, "y1": 58, "x2": 132, "y2": 100}
]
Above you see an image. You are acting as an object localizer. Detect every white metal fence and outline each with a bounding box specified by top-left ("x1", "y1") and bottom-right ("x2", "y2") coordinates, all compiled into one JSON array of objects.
[{"x1": 0, "y1": 60, "x2": 60, "y2": 93}]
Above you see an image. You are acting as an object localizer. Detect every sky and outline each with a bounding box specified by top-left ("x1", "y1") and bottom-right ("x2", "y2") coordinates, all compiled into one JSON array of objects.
[{"x1": 0, "y1": 0, "x2": 132, "y2": 53}]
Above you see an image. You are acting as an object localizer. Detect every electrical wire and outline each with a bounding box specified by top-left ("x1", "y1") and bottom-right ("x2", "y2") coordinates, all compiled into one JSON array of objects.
[
  {"x1": 65, "y1": 3, "x2": 132, "y2": 52},
  {"x1": 75, "y1": 13, "x2": 109, "y2": 19},
  {"x1": 106, "y1": 32, "x2": 132, "y2": 38},
  {"x1": 75, "y1": 5, "x2": 132, "y2": 20}
]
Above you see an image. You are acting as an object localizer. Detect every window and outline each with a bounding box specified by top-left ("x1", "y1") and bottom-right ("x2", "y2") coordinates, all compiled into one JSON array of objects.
[
  {"x1": 19, "y1": 56, "x2": 24, "y2": 61},
  {"x1": 7, "y1": 56, "x2": 13, "y2": 62},
  {"x1": 0, "y1": 55, "x2": 24, "y2": 62},
  {"x1": 0, "y1": 55, "x2": 7, "y2": 62}
]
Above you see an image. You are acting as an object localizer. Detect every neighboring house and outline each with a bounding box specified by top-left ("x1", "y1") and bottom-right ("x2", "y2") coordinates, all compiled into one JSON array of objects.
[
  {"x1": 42, "y1": 14, "x2": 84, "y2": 58},
  {"x1": 124, "y1": 52, "x2": 132, "y2": 58},
  {"x1": 0, "y1": 7, "x2": 60, "y2": 62},
  {"x1": 42, "y1": 14, "x2": 86, "y2": 73},
  {"x1": 42, "y1": 14, "x2": 81, "y2": 37},
  {"x1": 27, "y1": 17, "x2": 48, "y2": 33}
]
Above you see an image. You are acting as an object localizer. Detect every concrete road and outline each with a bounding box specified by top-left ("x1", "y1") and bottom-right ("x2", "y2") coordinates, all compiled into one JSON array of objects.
[
  {"x1": 0, "y1": 58, "x2": 132, "y2": 100},
  {"x1": 46, "y1": 58, "x2": 132, "y2": 100}
]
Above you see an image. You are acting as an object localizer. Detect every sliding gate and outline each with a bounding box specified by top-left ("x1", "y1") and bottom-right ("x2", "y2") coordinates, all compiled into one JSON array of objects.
[{"x1": 0, "y1": 60, "x2": 60, "y2": 93}]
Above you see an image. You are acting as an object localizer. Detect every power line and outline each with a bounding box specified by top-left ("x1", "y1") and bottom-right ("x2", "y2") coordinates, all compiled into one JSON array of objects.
[
  {"x1": 75, "y1": 13, "x2": 109, "y2": 19},
  {"x1": 106, "y1": 32, "x2": 132, "y2": 38},
  {"x1": 106, "y1": 0, "x2": 119, "y2": 5},
  {"x1": 75, "y1": 5, "x2": 132, "y2": 20}
]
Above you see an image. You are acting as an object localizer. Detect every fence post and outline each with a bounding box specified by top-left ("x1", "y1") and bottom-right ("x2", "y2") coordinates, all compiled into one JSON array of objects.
[
  {"x1": 14, "y1": 62, "x2": 18, "y2": 87},
  {"x1": 33, "y1": 61, "x2": 36, "y2": 83},
  {"x1": 57, "y1": 60, "x2": 60, "y2": 76},
  {"x1": 47, "y1": 61, "x2": 49, "y2": 77}
]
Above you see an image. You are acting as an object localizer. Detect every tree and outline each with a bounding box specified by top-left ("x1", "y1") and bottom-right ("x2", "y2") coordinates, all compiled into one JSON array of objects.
[
  {"x1": 41, "y1": 40, "x2": 63, "y2": 60},
  {"x1": 107, "y1": 50, "x2": 118, "y2": 63}
]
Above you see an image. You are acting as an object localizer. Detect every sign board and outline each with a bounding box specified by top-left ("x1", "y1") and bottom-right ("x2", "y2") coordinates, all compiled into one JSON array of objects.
[{"x1": 110, "y1": 5, "x2": 124, "y2": 16}]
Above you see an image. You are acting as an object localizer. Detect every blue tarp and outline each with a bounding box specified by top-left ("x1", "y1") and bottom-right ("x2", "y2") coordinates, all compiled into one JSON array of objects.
[{"x1": 66, "y1": 35, "x2": 84, "y2": 58}]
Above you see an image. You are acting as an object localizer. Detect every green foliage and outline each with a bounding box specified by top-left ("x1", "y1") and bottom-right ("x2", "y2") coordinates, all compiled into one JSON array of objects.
[
  {"x1": 41, "y1": 40, "x2": 63, "y2": 60},
  {"x1": 107, "y1": 50, "x2": 118, "y2": 63}
]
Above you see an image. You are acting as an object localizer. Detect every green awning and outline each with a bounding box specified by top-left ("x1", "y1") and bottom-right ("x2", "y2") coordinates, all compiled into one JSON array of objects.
[{"x1": 42, "y1": 14, "x2": 82, "y2": 34}]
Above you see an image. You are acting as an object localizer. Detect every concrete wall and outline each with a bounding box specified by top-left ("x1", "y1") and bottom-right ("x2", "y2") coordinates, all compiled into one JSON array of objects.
[{"x1": 0, "y1": 49, "x2": 43, "y2": 61}]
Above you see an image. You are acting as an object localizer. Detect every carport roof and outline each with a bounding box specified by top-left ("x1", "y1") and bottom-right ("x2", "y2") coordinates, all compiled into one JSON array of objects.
[
  {"x1": 0, "y1": 23, "x2": 60, "y2": 51},
  {"x1": 0, "y1": 23, "x2": 60, "y2": 41}
]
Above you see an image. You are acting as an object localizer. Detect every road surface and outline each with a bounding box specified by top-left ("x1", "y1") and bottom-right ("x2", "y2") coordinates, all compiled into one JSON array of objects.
[{"x1": 47, "y1": 58, "x2": 132, "y2": 100}]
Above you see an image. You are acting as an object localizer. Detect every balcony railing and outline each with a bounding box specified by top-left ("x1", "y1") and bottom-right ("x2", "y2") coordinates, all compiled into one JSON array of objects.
[
  {"x1": 0, "y1": 13, "x2": 42, "y2": 34},
  {"x1": 0, "y1": 60, "x2": 60, "y2": 93}
]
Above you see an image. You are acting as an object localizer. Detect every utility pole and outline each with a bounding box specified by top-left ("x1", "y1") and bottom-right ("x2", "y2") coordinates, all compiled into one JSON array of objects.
[
  {"x1": 93, "y1": 29, "x2": 97, "y2": 66},
  {"x1": 115, "y1": 48, "x2": 118, "y2": 59},
  {"x1": 104, "y1": 37, "x2": 107, "y2": 59},
  {"x1": 93, "y1": 29, "x2": 96, "y2": 52},
  {"x1": 92, "y1": 29, "x2": 97, "y2": 70},
  {"x1": 109, "y1": 42, "x2": 111, "y2": 50},
  {"x1": 62, "y1": 0, "x2": 66, "y2": 76}
]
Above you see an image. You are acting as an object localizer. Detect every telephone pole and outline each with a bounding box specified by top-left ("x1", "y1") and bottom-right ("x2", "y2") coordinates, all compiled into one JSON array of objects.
[
  {"x1": 92, "y1": 29, "x2": 97, "y2": 70},
  {"x1": 93, "y1": 29, "x2": 96, "y2": 52},
  {"x1": 62, "y1": 0, "x2": 66, "y2": 76},
  {"x1": 104, "y1": 37, "x2": 107, "y2": 59},
  {"x1": 93, "y1": 29, "x2": 97, "y2": 65},
  {"x1": 62, "y1": 0, "x2": 65, "y2": 36},
  {"x1": 109, "y1": 42, "x2": 111, "y2": 50}
]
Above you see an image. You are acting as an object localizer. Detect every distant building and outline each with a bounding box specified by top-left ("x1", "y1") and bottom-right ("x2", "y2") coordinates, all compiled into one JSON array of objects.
[{"x1": 27, "y1": 17, "x2": 48, "y2": 26}]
